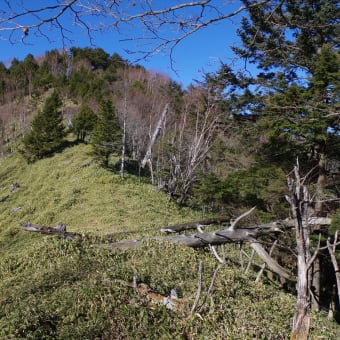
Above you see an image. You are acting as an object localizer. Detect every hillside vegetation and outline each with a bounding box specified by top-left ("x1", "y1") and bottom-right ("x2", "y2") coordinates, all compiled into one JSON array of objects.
[
  {"x1": 0, "y1": 144, "x2": 338, "y2": 339},
  {"x1": 0, "y1": 1, "x2": 339, "y2": 336}
]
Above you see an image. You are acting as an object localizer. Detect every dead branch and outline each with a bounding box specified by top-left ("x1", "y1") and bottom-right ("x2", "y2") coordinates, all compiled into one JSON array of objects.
[
  {"x1": 253, "y1": 240, "x2": 279, "y2": 282},
  {"x1": 197, "y1": 264, "x2": 222, "y2": 313},
  {"x1": 190, "y1": 260, "x2": 203, "y2": 315},
  {"x1": 230, "y1": 206, "x2": 256, "y2": 229}
]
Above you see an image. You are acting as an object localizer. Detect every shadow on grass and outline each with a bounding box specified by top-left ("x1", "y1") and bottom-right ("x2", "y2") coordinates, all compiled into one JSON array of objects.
[{"x1": 110, "y1": 159, "x2": 151, "y2": 178}]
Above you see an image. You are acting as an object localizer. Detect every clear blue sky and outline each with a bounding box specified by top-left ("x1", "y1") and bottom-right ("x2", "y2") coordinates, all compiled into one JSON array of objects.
[{"x1": 0, "y1": 1, "x2": 245, "y2": 88}]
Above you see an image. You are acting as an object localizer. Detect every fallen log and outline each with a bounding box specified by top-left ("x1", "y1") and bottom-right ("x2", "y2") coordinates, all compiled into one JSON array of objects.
[
  {"x1": 104, "y1": 221, "x2": 293, "y2": 280},
  {"x1": 164, "y1": 222, "x2": 281, "y2": 247},
  {"x1": 20, "y1": 222, "x2": 80, "y2": 240},
  {"x1": 161, "y1": 216, "x2": 331, "y2": 234}
]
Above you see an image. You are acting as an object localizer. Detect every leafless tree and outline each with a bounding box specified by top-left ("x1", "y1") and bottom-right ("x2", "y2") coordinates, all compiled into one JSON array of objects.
[
  {"x1": 152, "y1": 84, "x2": 220, "y2": 203},
  {"x1": 0, "y1": 1, "x2": 268, "y2": 66},
  {"x1": 286, "y1": 162, "x2": 321, "y2": 340}
]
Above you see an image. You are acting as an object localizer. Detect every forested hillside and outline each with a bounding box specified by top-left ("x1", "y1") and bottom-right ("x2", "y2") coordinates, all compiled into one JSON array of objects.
[{"x1": 0, "y1": 0, "x2": 339, "y2": 338}]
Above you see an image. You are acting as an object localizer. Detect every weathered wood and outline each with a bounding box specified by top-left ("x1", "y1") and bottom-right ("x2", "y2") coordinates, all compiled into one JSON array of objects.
[
  {"x1": 20, "y1": 222, "x2": 79, "y2": 239},
  {"x1": 165, "y1": 222, "x2": 281, "y2": 247},
  {"x1": 160, "y1": 216, "x2": 231, "y2": 233},
  {"x1": 104, "y1": 222, "x2": 293, "y2": 280},
  {"x1": 100, "y1": 222, "x2": 282, "y2": 251},
  {"x1": 288, "y1": 165, "x2": 312, "y2": 339},
  {"x1": 250, "y1": 241, "x2": 291, "y2": 280},
  {"x1": 161, "y1": 216, "x2": 331, "y2": 234}
]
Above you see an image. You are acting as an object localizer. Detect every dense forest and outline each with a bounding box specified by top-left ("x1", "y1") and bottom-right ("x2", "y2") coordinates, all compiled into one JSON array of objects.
[{"x1": 0, "y1": 0, "x2": 339, "y2": 338}]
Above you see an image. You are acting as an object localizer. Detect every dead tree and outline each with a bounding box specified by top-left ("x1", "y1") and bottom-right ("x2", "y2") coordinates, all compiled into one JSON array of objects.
[
  {"x1": 286, "y1": 163, "x2": 320, "y2": 340},
  {"x1": 141, "y1": 103, "x2": 169, "y2": 183}
]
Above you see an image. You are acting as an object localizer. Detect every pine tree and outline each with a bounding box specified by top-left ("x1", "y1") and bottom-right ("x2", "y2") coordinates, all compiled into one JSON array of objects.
[
  {"x1": 21, "y1": 91, "x2": 66, "y2": 162},
  {"x1": 232, "y1": 1, "x2": 340, "y2": 337},
  {"x1": 91, "y1": 99, "x2": 122, "y2": 166},
  {"x1": 233, "y1": 0, "x2": 340, "y2": 195},
  {"x1": 72, "y1": 105, "x2": 97, "y2": 141}
]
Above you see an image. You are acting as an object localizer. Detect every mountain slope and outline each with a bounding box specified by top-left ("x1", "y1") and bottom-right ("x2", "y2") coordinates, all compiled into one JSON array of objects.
[{"x1": 0, "y1": 144, "x2": 338, "y2": 339}]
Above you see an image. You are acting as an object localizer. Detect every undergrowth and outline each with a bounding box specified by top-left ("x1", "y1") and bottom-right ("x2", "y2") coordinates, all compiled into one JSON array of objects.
[{"x1": 0, "y1": 144, "x2": 339, "y2": 339}]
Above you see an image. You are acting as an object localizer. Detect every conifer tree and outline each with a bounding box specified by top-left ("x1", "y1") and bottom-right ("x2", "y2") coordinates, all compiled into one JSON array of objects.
[
  {"x1": 21, "y1": 90, "x2": 66, "y2": 162},
  {"x1": 72, "y1": 105, "x2": 97, "y2": 141},
  {"x1": 232, "y1": 1, "x2": 340, "y2": 337},
  {"x1": 233, "y1": 0, "x2": 340, "y2": 199},
  {"x1": 91, "y1": 99, "x2": 122, "y2": 166}
]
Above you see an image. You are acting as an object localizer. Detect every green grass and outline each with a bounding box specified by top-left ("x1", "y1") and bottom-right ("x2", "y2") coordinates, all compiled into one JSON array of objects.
[
  {"x1": 0, "y1": 144, "x2": 339, "y2": 339},
  {"x1": 0, "y1": 144, "x2": 198, "y2": 249}
]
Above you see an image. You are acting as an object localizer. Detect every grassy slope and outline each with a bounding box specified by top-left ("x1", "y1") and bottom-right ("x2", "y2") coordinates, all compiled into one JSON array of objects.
[{"x1": 0, "y1": 144, "x2": 338, "y2": 339}]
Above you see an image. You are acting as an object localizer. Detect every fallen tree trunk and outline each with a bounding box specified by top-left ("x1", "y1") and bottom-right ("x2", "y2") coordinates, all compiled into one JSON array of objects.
[
  {"x1": 20, "y1": 222, "x2": 80, "y2": 239},
  {"x1": 22, "y1": 216, "x2": 331, "y2": 282},
  {"x1": 104, "y1": 222, "x2": 293, "y2": 280},
  {"x1": 161, "y1": 217, "x2": 331, "y2": 233},
  {"x1": 164, "y1": 222, "x2": 281, "y2": 247}
]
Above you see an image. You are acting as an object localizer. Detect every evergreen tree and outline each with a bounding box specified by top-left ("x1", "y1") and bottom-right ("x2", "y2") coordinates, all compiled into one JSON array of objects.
[
  {"x1": 72, "y1": 105, "x2": 97, "y2": 141},
  {"x1": 91, "y1": 99, "x2": 122, "y2": 166},
  {"x1": 231, "y1": 1, "x2": 340, "y2": 335},
  {"x1": 21, "y1": 91, "x2": 66, "y2": 162},
  {"x1": 233, "y1": 0, "x2": 340, "y2": 203}
]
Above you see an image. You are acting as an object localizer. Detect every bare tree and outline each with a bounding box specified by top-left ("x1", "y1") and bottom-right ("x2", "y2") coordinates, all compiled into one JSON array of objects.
[
  {"x1": 153, "y1": 84, "x2": 219, "y2": 203},
  {"x1": 286, "y1": 162, "x2": 321, "y2": 340},
  {"x1": 0, "y1": 1, "x2": 268, "y2": 65}
]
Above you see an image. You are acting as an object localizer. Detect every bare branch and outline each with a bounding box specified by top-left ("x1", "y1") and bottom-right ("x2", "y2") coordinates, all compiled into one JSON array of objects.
[
  {"x1": 229, "y1": 206, "x2": 256, "y2": 229},
  {"x1": 197, "y1": 264, "x2": 222, "y2": 313},
  {"x1": 190, "y1": 260, "x2": 203, "y2": 315},
  {"x1": 250, "y1": 241, "x2": 292, "y2": 280},
  {"x1": 0, "y1": 0, "x2": 270, "y2": 63}
]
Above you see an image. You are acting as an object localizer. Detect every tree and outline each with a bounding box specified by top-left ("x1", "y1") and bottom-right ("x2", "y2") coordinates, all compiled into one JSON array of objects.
[
  {"x1": 232, "y1": 0, "x2": 340, "y2": 200},
  {"x1": 21, "y1": 90, "x2": 66, "y2": 162},
  {"x1": 72, "y1": 105, "x2": 97, "y2": 142},
  {"x1": 230, "y1": 0, "x2": 340, "y2": 335},
  {"x1": 22, "y1": 53, "x2": 38, "y2": 97},
  {"x1": 0, "y1": 1, "x2": 269, "y2": 65},
  {"x1": 154, "y1": 85, "x2": 219, "y2": 204},
  {"x1": 91, "y1": 99, "x2": 122, "y2": 166}
]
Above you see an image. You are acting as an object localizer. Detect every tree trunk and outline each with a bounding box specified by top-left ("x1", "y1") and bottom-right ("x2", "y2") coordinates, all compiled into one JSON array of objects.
[
  {"x1": 287, "y1": 164, "x2": 314, "y2": 340},
  {"x1": 141, "y1": 103, "x2": 169, "y2": 168},
  {"x1": 120, "y1": 104, "x2": 127, "y2": 179},
  {"x1": 315, "y1": 149, "x2": 326, "y2": 216},
  {"x1": 291, "y1": 238, "x2": 311, "y2": 339},
  {"x1": 327, "y1": 231, "x2": 340, "y2": 311},
  {"x1": 311, "y1": 257, "x2": 320, "y2": 311}
]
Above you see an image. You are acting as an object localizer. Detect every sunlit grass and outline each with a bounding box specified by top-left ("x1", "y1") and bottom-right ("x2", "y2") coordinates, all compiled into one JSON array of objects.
[
  {"x1": 0, "y1": 143, "x2": 199, "y2": 238},
  {"x1": 0, "y1": 144, "x2": 338, "y2": 339}
]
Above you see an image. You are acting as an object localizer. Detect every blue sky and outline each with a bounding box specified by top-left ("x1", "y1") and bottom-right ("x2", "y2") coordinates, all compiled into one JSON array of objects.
[{"x1": 0, "y1": 1, "x2": 245, "y2": 88}]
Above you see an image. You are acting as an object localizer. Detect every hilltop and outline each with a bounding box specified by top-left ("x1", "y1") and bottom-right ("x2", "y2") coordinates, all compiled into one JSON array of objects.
[{"x1": 0, "y1": 144, "x2": 338, "y2": 339}]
